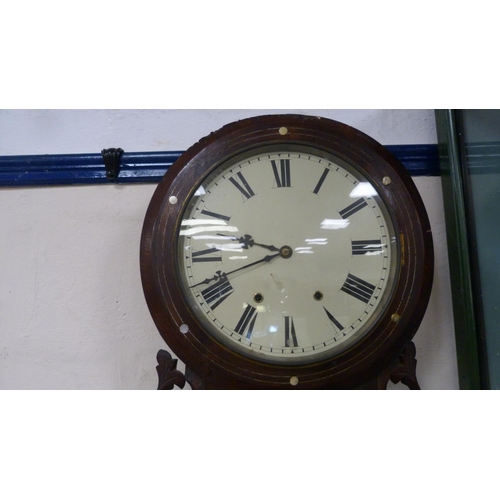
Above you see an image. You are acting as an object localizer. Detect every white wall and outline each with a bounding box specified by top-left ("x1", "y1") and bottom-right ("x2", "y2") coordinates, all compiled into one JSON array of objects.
[{"x1": 0, "y1": 110, "x2": 458, "y2": 389}]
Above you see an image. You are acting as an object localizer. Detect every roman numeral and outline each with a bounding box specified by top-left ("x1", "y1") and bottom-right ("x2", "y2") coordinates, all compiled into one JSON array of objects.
[
  {"x1": 339, "y1": 199, "x2": 368, "y2": 219},
  {"x1": 229, "y1": 172, "x2": 255, "y2": 200},
  {"x1": 201, "y1": 274, "x2": 234, "y2": 310},
  {"x1": 200, "y1": 209, "x2": 231, "y2": 222},
  {"x1": 192, "y1": 247, "x2": 222, "y2": 263},
  {"x1": 234, "y1": 304, "x2": 258, "y2": 339},
  {"x1": 323, "y1": 307, "x2": 344, "y2": 332},
  {"x1": 313, "y1": 167, "x2": 329, "y2": 194},
  {"x1": 341, "y1": 273, "x2": 376, "y2": 303},
  {"x1": 284, "y1": 316, "x2": 298, "y2": 348},
  {"x1": 271, "y1": 159, "x2": 291, "y2": 187},
  {"x1": 351, "y1": 239, "x2": 383, "y2": 255}
]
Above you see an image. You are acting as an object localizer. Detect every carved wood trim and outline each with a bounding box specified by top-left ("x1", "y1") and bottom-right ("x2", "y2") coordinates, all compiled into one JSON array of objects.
[
  {"x1": 156, "y1": 350, "x2": 186, "y2": 390},
  {"x1": 377, "y1": 341, "x2": 420, "y2": 390}
]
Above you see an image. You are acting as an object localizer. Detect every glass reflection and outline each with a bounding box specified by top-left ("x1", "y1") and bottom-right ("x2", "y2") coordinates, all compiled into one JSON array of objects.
[
  {"x1": 349, "y1": 182, "x2": 377, "y2": 198},
  {"x1": 180, "y1": 218, "x2": 239, "y2": 237},
  {"x1": 306, "y1": 238, "x2": 328, "y2": 245},
  {"x1": 295, "y1": 247, "x2": 313, "y2": 254},
  {"x1": 320, "y1": 219, "x2": 350, "y2": 230}
]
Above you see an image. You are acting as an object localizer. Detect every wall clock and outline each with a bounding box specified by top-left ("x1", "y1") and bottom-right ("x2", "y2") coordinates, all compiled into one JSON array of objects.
[{"x1": 140, "y1": 114, "x2": 434, "y2": 389}]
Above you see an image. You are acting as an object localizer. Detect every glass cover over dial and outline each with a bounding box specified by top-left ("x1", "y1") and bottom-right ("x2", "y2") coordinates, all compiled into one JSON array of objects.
[{"x1": 176, "y1": 146, "x2": 398, "y2": 364}]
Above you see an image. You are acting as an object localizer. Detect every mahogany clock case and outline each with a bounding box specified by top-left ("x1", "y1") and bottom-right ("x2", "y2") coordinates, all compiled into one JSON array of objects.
[{"x1": 140, "y1": 114, "x2": 434, "y2": 389}]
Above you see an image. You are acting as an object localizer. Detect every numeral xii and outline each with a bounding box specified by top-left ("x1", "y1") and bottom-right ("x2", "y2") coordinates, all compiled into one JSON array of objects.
[{"x1": 271, "y1": 159, "x2": 291, "y2": 188}]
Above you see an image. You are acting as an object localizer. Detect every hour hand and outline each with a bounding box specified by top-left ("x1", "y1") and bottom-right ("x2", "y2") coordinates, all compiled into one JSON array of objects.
[{"x1": 219, "y1": 233, "x2": 280, "y2": 252}]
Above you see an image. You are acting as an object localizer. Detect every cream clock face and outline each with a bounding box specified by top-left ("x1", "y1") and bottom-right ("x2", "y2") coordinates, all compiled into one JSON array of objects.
[{"x1": 176, "y1": 145, "x2": 399, "y2": 364}]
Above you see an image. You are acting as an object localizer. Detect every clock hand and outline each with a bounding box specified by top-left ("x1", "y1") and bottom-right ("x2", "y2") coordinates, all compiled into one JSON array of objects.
[
  {"x1": 190, "y1": 246, "x2": 292, "y2": 289},
  {"x1": 217, "y1": 233, "x2": 280, "y2": 252},
  {"x1": 191, "y1": 253, "x2": 280, "y2": 288}
]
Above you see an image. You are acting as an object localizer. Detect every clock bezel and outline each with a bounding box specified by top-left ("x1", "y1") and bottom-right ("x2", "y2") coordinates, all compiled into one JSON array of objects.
[{"x1": 140, "y1": 114, "x2": 434, "y2": 389}]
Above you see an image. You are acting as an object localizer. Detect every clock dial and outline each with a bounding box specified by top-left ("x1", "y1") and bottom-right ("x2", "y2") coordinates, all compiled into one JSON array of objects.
[{"x1": 176, "y1": 146, "x2": 398, "y2": 364}]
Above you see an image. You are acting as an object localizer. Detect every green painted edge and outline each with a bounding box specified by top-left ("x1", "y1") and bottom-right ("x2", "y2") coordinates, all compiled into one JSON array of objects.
[{"x1": 435, "y1": 110, "x2": 482, "y2": 389}]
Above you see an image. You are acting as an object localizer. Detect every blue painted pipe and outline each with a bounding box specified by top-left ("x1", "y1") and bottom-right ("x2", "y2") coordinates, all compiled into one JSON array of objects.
[{"x1": 0, "y1": 146, "x2": 440, "y2": 187}]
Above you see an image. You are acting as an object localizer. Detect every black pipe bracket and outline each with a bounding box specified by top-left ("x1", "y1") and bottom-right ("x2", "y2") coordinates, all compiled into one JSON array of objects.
[{"x1": 102, "y1": 148, "x2": 124, "y2": 179}]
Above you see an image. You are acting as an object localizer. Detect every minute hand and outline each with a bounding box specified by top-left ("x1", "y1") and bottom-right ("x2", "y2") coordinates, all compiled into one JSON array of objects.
[
  {"x1": 226, "y1": 252, "x2": 282, "y2": 277},
  {"x1": 190, "y1": 251, "x2": 282, "y2": 289}
]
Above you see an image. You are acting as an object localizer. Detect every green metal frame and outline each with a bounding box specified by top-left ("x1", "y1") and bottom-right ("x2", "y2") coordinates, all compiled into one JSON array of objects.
[{"x1": 435, "y1": 110, "x2": 482, "y2": 389}]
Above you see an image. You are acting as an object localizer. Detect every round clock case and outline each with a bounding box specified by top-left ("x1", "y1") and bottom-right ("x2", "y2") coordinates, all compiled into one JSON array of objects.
[{"x1": 140, "y1": 114, "x2": 434, "y2": 389}]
